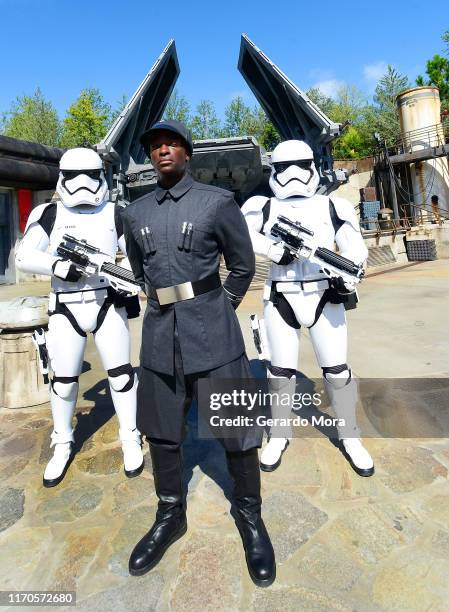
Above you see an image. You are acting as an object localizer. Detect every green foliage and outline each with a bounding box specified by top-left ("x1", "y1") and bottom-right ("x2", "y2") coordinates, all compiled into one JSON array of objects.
[
  {"x1": 417, "y1": 56, "x2": 449, "y2": 110},
  {"x1": 221, "y1": 97, "x2": 280, "y2": 149},
  {"x1": 332, "y1": 126, "x2": 366, "y2": 159},
  {"x1": 306, "y1": 87, "x2": 334, "y2": 116},
  {"x1": 0, "y1": 58, "x2": 416, "y2": 161},
  {"x1": 60, "y1": 88, "x2": 111, "y2": 148},
  {"x1": 163, "y1": 89, "x2": 190, "y2": 124},
  {"x1": 308, "y1": 67, "x2": 409, "y2": 158},
  {"x1": 190, "y1": 100, "x2": 221, "y2": 139},
  {"x1": 331, "y1": 85, "x2": 367, "y2": 125},
  {"x1": 223, "y1": 96, "x2": 253, "y2": 137},
  {"x1": 442, "y1": 29, "x2": 449, "y2": 51},
  {"x1": 416, "y1": 29, "x2": 449, "y2": 111},
  {"x1": 308, "y1": 84, "x2": 374, "y2": 157},
  {"x1": 371, "y1": 65, "x2": 410, "y2": 144},
  {"x1": 1, "y1": 88, "x2": 60, "y2": 146},
  {"x1": 109, "y1": 94, "x2": 128, "y2": 127},
  {"x1": 258, "y1": 116, "x2": 282, "y2": 151}
]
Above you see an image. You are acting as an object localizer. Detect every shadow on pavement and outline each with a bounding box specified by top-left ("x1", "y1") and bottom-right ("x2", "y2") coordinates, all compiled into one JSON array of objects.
[{"x1": 73, "y1": 377, "x2": 115, "y2": 454}]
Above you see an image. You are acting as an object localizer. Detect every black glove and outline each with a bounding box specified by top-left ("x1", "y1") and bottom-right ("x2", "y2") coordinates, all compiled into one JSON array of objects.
[
  {"x1": 52, "y1": 259, "x2": 83, "y2": 282},
  {"x1": 330, "y1": 277, "x2": 356, "y2": 295},
  {"x1": 124, "y1": 295, "x2": 141, "y2": 319}
]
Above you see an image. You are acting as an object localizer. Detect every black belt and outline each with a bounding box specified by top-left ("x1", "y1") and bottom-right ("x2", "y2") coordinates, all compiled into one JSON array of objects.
[{"x1": 147, "y1": 272, "x2": 221, "y2": 306}]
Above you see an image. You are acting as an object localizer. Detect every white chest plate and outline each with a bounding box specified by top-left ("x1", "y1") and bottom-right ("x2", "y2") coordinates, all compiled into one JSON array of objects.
[
  {"x1": 265, "y1": 195, "x2": 336, "y2": 281},
  {"x1": 50, "y1": 201, "x2": 118, "y2": 292}
]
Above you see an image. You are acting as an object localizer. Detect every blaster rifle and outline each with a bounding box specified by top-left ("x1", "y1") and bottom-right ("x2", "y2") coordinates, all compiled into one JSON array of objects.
[
  {"x1": 56, "y1": 234, "x2": 140, "y2": 295},
  {"x1": 270, "y1": 215, "x2": 365, "y2": 285},
  {"x1": 250, "y1": 314, "x2": 270, "y2": 361},
  {"x1": 32, "y1": 327, "x2": 49, "y2": 384}
]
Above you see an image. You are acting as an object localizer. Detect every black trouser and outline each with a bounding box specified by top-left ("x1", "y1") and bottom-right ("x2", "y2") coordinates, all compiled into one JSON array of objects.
[{"x1": 137, "y1": 324, "x2": 263, "y2": 453}]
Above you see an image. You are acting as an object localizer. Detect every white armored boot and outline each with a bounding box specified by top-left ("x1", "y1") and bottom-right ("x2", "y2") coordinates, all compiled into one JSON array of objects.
[
  {"x1": 43, "y1": 430, "x2": 74, "y2": 487},
  {"x1": 324, "y1": 374, "x2": 374, "y2": 477},
  {"x1": 260, "y1": 369, "x2": 295, "y2": 472},
  {"x1": 260, "y1": 437, "x2": 290, "y2": 472},
  {"x1": 340, "y1": 438, "x2": 374, "y2": 477},
  {"x1": 119, "y1": 428, "x2": 144, "y2": 477},
  {"x1": 43, "y1": 384, "x2": 77, "y2": 487},
  {"x1": 110, "y1": 375, "x2": 144, "y2": 478}
]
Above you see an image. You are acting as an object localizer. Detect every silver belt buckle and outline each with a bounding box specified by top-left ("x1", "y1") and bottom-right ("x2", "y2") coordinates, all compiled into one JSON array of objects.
[{"x1": 156, "y1": 281, "x2": 195, "y2": 306}]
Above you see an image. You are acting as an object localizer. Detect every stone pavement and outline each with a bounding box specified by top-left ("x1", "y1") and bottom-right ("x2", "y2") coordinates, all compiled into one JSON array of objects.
[{"x1": 1, "y1": 260, "x2": 449, "y2": 611}]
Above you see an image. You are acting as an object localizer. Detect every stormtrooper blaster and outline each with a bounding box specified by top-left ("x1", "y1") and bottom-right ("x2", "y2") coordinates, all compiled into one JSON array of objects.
[
  {"x1": 270, "y1": 215, "x2": 365, "y2": 285},
  {"x1": 32, "y1": 327, "x2": 49, "y2": 384},
  {"x1": 56, "y1": 234, "x2": 140, "y2": 295},
  {"x1": 250, "y1": 314, "x2": 271, "y2": 362}
]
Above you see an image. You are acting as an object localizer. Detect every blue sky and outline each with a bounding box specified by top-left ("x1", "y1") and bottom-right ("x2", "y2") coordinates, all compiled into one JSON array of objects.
[{"x1": 1, "y1": 0, "x2": 448, "y2": 120}]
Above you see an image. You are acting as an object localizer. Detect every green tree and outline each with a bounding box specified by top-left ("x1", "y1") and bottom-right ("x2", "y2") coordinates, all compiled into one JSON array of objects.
[
  {"x1": 416, "y1": 29, "x2": 449, "y2": 111},
  {"x1": 332, "y1": 126, "x2": 366, "y2": 159},
  {"x1": 372, "y1": 65, "x2": 409, "y2": 144},
  {"x1": 417, "y1": 58, "x2": 449, "y2": 110},
  {"x1": 443, "y1": 29, "x2": 449, "y2": 51},
  {"x1": 309, "y1": 84, "x2": 373, "y2": 158},
  {"x1": 240, "y1": 106, "x2": 281, "y2": 150},
  {"x1": 60, "y1": 88, "x2": 111, "y2": 148},
  {"x1": 1, "y1": 88, "x2": 60, "y2": 146},
  {"x1": 306, "y1": 87, "x2": 335, "y2": 117},
  {"x1": 221, "y1": 98, "x2": 280, "y2": 149},
  {"x1": 309, "y1": 69, "x2": 409, "y2": 158},
  {"x1": 190, "y1": 100, "x2": 221, "y2": 139},
  {"x1": 222, "y1": 96, "x2": 253, "y2": 137},
  {"x1": 109, "y1": 94, "x2": 128, "y2": 128},
  {"x1": 330, "y1": 84, "x2": 367, "y2": 125},
  {"x1": 163, "y1": 89, "x2": 190, "y2": 124},
  {"x1": 257, "y1": 114, "x2": 281, "y2": 151}
]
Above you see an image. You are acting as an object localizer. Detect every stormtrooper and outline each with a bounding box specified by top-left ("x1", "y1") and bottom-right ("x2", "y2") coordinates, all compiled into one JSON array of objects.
[
  {"x1": 242, "y1": 140, "x2": 374, "y2": 477},
  {"x1": 16, "y1": 147, "x2": 144, "y2": 486}
]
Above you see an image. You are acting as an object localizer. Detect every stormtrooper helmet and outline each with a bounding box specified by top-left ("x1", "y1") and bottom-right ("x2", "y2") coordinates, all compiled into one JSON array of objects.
[
  {"x1": 269, "y1": 140, "x2": 320, "y2": 199},
  {"x1": 56, "y1": 148, "x2": 108, "y2": 207}
]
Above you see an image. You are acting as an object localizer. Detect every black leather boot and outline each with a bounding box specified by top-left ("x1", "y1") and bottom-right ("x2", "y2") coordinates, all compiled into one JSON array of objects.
[
  {"x1": 129, "y1": 440, "x2": 187, "y2": 576},
  {"x1": 226, "y1": 448, "x2": 276, "y2": 587}
]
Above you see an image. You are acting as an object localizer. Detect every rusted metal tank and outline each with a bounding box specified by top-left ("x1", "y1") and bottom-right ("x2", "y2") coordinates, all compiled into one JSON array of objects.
[{"x1": 397, "y1": 87, "x2": 449, "y2": 216}]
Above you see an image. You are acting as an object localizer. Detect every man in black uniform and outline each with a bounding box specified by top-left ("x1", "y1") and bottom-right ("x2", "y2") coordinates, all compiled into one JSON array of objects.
[{"x1": 122, "y1": 119, "x2": 276, "y2": 587}]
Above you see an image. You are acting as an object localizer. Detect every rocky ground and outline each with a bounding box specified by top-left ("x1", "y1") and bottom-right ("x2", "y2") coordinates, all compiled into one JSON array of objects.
[{"x1": 1, "y1": 259, "x2": 449, "y2": 611}]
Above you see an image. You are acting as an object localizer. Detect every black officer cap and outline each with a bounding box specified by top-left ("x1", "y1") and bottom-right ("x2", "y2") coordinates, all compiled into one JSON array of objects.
[{"x1": 140, "y1": 119, "x2": 193, "y2": 156}]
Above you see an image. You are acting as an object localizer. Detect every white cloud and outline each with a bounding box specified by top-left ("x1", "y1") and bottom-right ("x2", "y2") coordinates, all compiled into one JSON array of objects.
[
  {"x1": 311, "y1": 79, "x2": 346, "y2": 100},
  {"x1": 308, "y1": 68, "x2": 334, "y2": 81},
  {"x1": 363, "y1": 61, "x2": 388, "y2": 86}
]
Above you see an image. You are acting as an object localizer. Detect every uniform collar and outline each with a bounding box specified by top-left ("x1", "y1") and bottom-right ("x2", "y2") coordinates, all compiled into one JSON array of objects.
[{"x1": 155, "y1": 173, "x2": 194, "y2": 203}]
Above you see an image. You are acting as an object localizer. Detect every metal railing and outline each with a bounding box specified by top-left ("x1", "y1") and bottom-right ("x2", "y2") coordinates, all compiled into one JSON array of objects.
[
  {"x1": 381, "y1": 119, "x2": 449, "y2": 158},
  {"x1": 361, "y1": 217, "x2": 412, "y2": 237},
  {"x1": 400, "y1": 201, "x2": 449, "y2": 225}
]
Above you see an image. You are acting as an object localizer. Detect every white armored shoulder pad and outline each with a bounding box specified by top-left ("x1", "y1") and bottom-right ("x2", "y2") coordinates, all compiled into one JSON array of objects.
[
  {"x1": 241, "y1": 195, "x2": 270, "y2": 216},
  {"x1": 330, "y1": 196, "x2": 361, "y2": 233},
  {"x1": 24, "y1": 202, "x2": 54, "y2": 233}
]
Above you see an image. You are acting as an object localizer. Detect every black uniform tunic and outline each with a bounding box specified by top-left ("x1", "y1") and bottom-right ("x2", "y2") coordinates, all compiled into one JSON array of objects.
[{"x1": 122, "y1": 173, "x2": 259, "y2": 449}]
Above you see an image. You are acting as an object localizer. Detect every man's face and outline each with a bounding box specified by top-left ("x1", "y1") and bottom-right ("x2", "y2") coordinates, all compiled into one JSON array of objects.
[{"x1": 148, "y1": 130, "x2": 190, "y2": 182}]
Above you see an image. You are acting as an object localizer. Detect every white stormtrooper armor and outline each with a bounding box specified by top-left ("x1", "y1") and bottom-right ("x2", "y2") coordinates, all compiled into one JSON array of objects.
[
  {"x1": 16, "y1": 148, "x2": 144, "y2": 486},
  {"x1": 242, "y1": 140, "x2": 374, "y2": 477}
]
